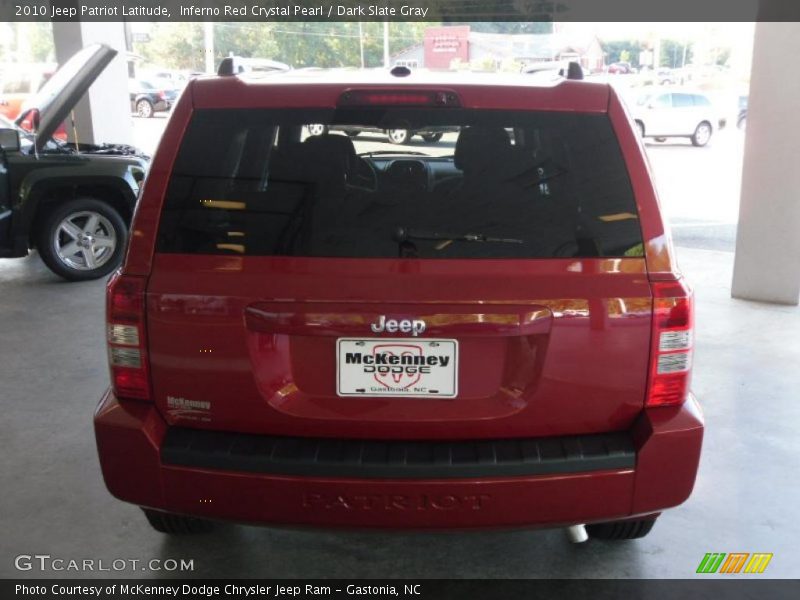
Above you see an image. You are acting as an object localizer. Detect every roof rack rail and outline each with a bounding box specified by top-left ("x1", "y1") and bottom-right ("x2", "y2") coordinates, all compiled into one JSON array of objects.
[
  {"x1": 218, "y1": 56, "x2": 291, "y2": 77},
  {"x1": 218, "y1": 57, "x2": 236, "y2": 76},
  {"x1": 564, "y1": 61, "x2": 584, "y2": 81},
  {"x1": 390, "y1": 65, "x2": 412, "y2": 78}
]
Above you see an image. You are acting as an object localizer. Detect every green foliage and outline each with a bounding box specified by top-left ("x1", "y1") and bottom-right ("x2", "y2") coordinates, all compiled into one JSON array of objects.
[
  {"x1": 133, "y1": 22, "x2": 431, "y2": 71},
  {"x1": 135, "y1": 23, "x2": 205, "y2": 71},
  {"x1": 25, "y1": 23, "x2": 55, "y2": 63},
  {"x1": 214, "y1": 23, "x2": 279, "y2": 64},
  {"x1": 713, "y1": 47, "x2": 731, "y2": 67},
  {"x1": 458, "y1": 22, "x2": 554, "y2": 34},
  {"x1": 0, "y1": 23, "x2": 54, "y2": 63},
  {"x1": 603, "y1": 40, "x2": 646, "y2": 64},
  {"x1": 660, "y1": 39, "x2": 693, "y2": 68}
]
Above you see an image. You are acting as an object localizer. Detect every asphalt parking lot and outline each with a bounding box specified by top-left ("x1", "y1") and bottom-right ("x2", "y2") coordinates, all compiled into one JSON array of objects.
[{"x1": 4, "y1": 117, "x2": 796, "y2": 579}]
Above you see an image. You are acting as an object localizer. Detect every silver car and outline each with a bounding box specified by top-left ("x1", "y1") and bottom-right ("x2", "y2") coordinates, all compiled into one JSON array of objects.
[{"x1": 631, "y1": 90, "x2": 723, "y2": 147}]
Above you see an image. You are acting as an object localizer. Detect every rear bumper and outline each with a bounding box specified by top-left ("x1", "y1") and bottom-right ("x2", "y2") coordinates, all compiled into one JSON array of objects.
[{"x1": 94, "y1": 392, "x2": 703, "y2": 529}]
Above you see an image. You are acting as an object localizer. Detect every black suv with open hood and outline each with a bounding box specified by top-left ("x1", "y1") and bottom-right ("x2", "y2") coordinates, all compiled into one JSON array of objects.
[{"x1": 0, "y1": 44, "x2": 149, "y2": 280}]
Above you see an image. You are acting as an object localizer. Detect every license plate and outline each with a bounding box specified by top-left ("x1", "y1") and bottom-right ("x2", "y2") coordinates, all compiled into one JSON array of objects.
[{"x1": 336, "y1": 338, "x2": 458, "y2": 398}]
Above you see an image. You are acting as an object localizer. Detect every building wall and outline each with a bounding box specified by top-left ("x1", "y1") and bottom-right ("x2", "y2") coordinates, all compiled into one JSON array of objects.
[
  {"x1": 394, "y1": 27, "x2": 603, "y2": 73},
  {"x1": 423, "y1": 26, "x2": 470, "y2": 70}
]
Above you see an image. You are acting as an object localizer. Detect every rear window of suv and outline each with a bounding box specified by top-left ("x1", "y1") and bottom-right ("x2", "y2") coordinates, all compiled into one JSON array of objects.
[{"x1": 157, "y1": 107, "x2": 643, "y2": 259}]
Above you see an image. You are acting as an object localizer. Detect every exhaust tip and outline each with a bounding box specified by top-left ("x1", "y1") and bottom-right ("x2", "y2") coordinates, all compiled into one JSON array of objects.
[{"x1": 565, "y1": 524, "x2": 589, "y2": 544}]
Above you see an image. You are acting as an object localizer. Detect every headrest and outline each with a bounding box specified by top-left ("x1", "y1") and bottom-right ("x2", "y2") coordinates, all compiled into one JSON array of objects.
[
  {"x1": 454, "y1": 127, "x2": 513, "y2": 174},
  {"x1": 302, "y1": 133, "x2": 358, "y2": 179}
]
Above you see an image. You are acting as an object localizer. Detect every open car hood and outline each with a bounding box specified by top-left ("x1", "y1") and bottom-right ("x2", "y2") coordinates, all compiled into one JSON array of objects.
[{"x1": 15, "y1": 44, "x2": 117, "y2": 152}]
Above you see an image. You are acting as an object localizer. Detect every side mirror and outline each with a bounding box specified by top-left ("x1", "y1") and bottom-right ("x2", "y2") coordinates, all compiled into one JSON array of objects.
[{"x1": 0, "y1": 128, "x2": 21, "y2": 153}]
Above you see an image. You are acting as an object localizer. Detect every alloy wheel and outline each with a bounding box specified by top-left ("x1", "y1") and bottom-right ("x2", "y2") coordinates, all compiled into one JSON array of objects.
[
  {"x1": 136, "y1": 100, "x2": 153, "y2": 118},
  {"x1": 387, "y1": 129, "x2": 410, "y2": 144},
  {"x1": 53, "y1": 210, "x2": 117, "y2": 271},
  {"x1": 694, "y1": 123, "x2": 712, "y2": 146}
]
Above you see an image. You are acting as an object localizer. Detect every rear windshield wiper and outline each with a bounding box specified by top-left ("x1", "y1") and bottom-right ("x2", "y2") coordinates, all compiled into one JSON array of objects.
[
  {"x1": 394, "y1": 226, "x2": 524, "y2": 244},
  {"x1": 359, "y1": 150, "x2": 429, "y2": 157}
]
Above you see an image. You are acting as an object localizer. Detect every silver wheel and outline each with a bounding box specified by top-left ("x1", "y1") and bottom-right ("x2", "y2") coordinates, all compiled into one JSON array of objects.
[
  {"x1": 136, "y1": 99, "x2": 153, "y2": 118},
  {"x1": 53, "y1": 210, "x2": 117, "y2": 271},
  {"x1": 692, "y1": 122, "x2": 712, "y2": 147},
  {"x1": 387, "y1": 129, "x2": 410, "y2": 144},
  {"x1": 307, "y1": 123, "x2": 327, "y2": 136}
]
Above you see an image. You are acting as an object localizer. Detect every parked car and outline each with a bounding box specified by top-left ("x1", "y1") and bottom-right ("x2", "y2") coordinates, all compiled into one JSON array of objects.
[
  {"x1": 737, "y1": 95, "x2": 748, "y2": 130},
  {"x1": 1, "y1": 65, "x2": 70, "y2": 141},
  {"x1": 631, "y1": 90, "x2": 723, "y2": 146},
  {"x1": 0, "y1": 64, "x2": 56, "y2": 120},
  {"x1": 129, "y1": 79, "x2": 178, "y2": 118},
  {"x1": 95, "y1": 68, "x2": 702, "y2": 538},
  {"x1": 219, "y1": 56, "x2": 291, "y2": 75},
  {"x1": 522, "y1": 61, "x2": 584, "y2": 81},
  {"x1": 656, "y1": 68, "x2": 675, "y2": 85},
  {"x1": 139, "y1": 69, "x2": 200, "y2": 90},
  {"x1": 0, "y1": 44, "x2": 148, "y2": 281},
  {"x1": 608, "y1": 61, "x2": 635, "y2": 74},
  {"x1": 306, "y1": 123, "x2": 457, "y2": 144}
]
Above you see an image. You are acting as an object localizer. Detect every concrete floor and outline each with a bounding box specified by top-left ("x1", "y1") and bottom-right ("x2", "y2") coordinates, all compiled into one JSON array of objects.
[{"x1": 1, "y1": 245, "x2": 798, "y2": 579}]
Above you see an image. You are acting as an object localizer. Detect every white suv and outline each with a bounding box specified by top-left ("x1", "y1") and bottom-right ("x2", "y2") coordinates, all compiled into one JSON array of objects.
[{"x1": 631, "y1": 91, "x2": 721, "y2": 146}]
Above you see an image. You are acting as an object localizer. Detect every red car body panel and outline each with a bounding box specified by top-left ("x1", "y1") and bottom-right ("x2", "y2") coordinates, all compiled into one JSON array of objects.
[
  {"x1": 96, "y1": 74, "x2": 703, "y2": 530},
  {"x1": 145, "y1": 255, "x2": 652, "y2": 439},
  {"x1": 96, "y1": 391, "x2": 701, "y2": 528}
]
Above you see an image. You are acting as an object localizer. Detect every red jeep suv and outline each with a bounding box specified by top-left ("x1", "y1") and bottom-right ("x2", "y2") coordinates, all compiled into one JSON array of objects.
[{"x1": 94, "y1": 68, "x2": 702, "y2": 538}]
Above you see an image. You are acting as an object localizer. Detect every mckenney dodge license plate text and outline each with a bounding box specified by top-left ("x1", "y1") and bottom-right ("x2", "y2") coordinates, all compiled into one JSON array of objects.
[{"x1": 337, "y1": 339, "x2": 458, "y2": 398}]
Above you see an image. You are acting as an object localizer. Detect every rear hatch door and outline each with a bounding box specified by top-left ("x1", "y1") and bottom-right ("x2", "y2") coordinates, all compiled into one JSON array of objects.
[{"x1": 146, "y1": 94, "x2": 652, "y2": 440}]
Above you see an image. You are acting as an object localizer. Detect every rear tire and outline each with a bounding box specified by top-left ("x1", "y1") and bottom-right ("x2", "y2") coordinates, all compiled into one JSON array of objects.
[
  {"x1": 587, "y1": 517, "x2": 656, "y2": 540},
  {"x1": 421, "y1": 133, "x2": 443, "y2": 143},
  {"x1": 344, "y1": 130, "x2": 360, "y2": 138},
  {"x1": 143, "y1": 509, "x2": 213, "y2": 534}
]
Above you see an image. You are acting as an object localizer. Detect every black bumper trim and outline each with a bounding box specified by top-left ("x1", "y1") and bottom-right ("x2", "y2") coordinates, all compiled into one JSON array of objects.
[{"x1": 161, "y1": 428, "x2": 635, "y2": 479}]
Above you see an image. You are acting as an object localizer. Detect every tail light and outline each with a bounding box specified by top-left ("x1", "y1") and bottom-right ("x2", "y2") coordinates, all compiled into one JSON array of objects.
[
  {"x1": 646, "y1": 280, "x2": 694, "y2": 407},
  {"x1": 158, "y1": 90, "x2": 166, "y2": 101},
  {"x1": 338, "y1": 89, "x2": 460, "y2": 107},
  {"x1": 106, "y1": 271, "x2": 151, "y2": 401}
]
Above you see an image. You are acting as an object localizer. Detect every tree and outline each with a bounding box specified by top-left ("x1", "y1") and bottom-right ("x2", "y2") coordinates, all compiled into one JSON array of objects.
[
  {"x1": 135, "y1": 23, "x2": 204, "y2": 71},
  {"x1": 602, "y1": 40, "x2": 646, "y2": 64},
  {"x1": 25, "y1": 23, "x2": 55, "y2": 62},
  {"x1": 660, "y1": 39, "x2": 693, "y2": 68},
  {"x1": 214, "y1": 22, "x2": 278, "y2": 64},
  {"x1": 0, "y1": 23, "x2": 54, "y2": 63},
  {"x1": 459, "y1": 22, "x2": 553, "y2": 34},
  {"x1": 133, "y1": 22, "x2": 432, "y2": 71}
]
